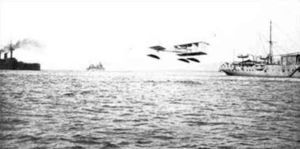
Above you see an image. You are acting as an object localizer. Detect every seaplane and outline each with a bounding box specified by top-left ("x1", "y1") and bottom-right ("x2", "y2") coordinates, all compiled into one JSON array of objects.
[{"x1": 147, "y1": 41, "x2": 209, "y2": 63}]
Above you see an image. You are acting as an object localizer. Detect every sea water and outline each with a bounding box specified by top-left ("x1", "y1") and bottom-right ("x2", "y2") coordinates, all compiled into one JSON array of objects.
[{"x1": 0, "y1": 70, "x2": 300, "y2": 149}]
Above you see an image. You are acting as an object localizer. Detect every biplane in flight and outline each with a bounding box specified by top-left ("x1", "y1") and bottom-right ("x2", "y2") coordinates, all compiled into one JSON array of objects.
[{"x1": 147, "y1": 41, "x2": 209, "y2": 63}]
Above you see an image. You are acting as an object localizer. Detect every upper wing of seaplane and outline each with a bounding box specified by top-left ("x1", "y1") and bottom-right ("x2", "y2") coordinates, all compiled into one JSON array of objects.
[{"x1": 147, "y1": 41, "x2": 209, "y2": 63}]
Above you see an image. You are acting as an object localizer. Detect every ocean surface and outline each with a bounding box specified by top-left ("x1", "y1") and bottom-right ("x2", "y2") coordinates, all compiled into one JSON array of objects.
[{"x1": 0, "y1": 70, "x2": 300, "y2": 149}]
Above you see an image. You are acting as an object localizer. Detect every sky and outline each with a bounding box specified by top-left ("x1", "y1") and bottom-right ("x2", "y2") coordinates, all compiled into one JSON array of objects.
[{"x1": 0, "y1": 0, "x2": 300, "y2": 71}]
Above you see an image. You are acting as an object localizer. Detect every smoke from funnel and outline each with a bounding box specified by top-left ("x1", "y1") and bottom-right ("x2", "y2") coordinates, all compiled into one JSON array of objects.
[
  {"x1": 1, "y1": 39, "x2": 42, "y2": 59},
  {"x1": 2, "y1": 39, "x2": 41, "y2": 52},
  {"x1": 11, "y1": 39, "x2": 42, "y2": 50}
]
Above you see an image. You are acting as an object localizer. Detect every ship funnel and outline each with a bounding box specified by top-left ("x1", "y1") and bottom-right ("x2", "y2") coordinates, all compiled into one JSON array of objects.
[
  {"x1": 4, "y1": 53, "x2": 8, "y2": 60},
  {"x1": 9, "y1": 44, "x2": 14, "y2": 59},
  {"x1": 10, "y1": 51, "x2": 13, "y2": 59}
]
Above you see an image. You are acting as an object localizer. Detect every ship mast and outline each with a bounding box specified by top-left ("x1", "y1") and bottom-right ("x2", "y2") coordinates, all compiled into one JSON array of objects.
[{"x1": 269, "y1": 21, "x2": 273, "y2": 64}]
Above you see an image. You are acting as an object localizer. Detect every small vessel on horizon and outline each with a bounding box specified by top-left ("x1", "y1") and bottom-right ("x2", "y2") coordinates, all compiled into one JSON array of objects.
[
  {"x1": 86, "y1": 62, "x2": 105, "y2": 71},
  {"x1": 219, "y1": 21, "x2": 300, "y2": 78}
]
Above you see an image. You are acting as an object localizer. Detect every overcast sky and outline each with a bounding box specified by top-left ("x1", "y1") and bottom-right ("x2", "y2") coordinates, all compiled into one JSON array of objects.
[{"x1": 0, "y1": 0, "x2": 300, "y2": 70}]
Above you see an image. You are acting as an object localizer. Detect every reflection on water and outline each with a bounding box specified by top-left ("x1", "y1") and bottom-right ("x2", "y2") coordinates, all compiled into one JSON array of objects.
[{"x1": 0, "y1": 70, "x2": 300, "y2": 149}]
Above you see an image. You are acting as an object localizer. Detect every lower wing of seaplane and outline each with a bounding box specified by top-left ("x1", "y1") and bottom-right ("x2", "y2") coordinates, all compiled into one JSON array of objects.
[{"x1": 147, "y1": 41, "x2": 209, "y2": 63}]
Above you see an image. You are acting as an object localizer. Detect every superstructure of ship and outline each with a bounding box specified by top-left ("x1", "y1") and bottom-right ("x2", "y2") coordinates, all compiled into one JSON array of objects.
[
  {"x1": 0, "y1": 43, "x2": 40, "y2": 70},
  {"x1": 219, "y1": 21, "x2": 300, "y2": 78}
]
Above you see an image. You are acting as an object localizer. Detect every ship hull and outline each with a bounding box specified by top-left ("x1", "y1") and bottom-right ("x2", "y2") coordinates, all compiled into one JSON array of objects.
[
  {"x1": 221, "y1": 70, "x2": 300, "y2": 78},
  {"x1": 0, "y1": 59, "x2": 40, "y2": 71},
  {"x1": 220, "y1": 65, "x2": 300, "y2": 78}
]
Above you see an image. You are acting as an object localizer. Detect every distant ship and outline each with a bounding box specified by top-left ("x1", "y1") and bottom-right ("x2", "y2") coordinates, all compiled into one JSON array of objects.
[
  {"x1": 0, "y1": 43, "x2": 40, "y2": 70},
  {"x1": 219, "y1": 21, "x2": 300, "y2": 78},
  {"x1": 86, "y1": 62, "x2": 105, "y2": 71}
]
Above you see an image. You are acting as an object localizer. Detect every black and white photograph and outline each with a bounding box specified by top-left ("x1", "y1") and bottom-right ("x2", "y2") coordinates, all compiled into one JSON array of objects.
[{"x1": 0, "y1": 0, "x2": 300, "y2": 148}]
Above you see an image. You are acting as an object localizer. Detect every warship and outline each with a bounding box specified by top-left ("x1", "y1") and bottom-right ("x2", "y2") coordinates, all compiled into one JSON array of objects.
[
  {"x1": 0, "y1": 43, "x2": 40, "y2": 70},
  {"x1": 219, "y1": 21, "x2": 300, "y2": 78}
]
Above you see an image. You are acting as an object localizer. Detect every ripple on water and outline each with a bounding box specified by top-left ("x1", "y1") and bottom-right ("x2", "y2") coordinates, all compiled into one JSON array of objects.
[{"x1": 0, "y1": 71, "x2": 300, "y2": 148}]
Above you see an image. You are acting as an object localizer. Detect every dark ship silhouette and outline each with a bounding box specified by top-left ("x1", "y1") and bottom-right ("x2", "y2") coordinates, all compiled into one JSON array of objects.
[{"x1": 0, "y1": 41, "x2": 40, "y2": 70}]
